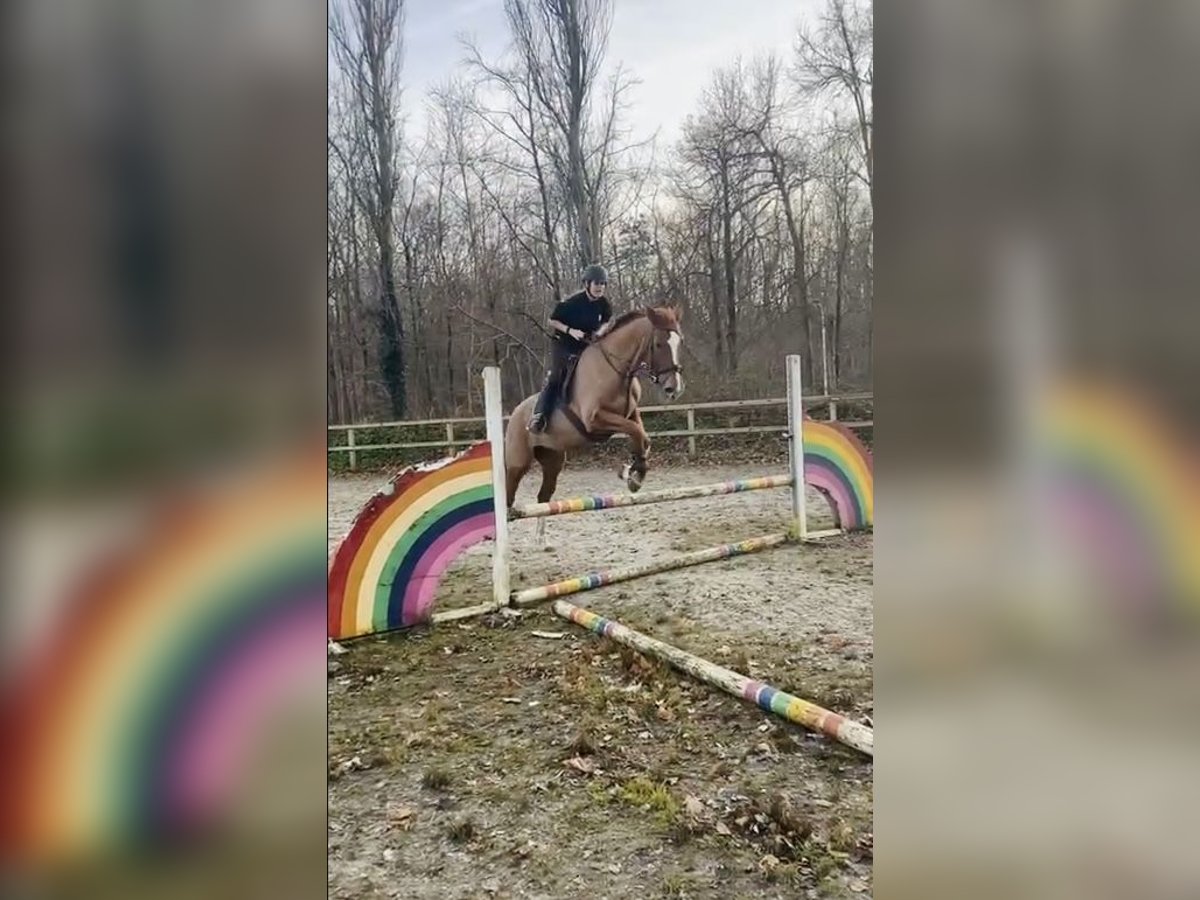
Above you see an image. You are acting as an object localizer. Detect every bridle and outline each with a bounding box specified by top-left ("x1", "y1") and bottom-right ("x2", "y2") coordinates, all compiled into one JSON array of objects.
[
  {"x1": 593, "y1": 321, "x2": 683, "y2": 385},
  {"x1": 641, "y1": 350, "x2": 683, "y2": 385}
]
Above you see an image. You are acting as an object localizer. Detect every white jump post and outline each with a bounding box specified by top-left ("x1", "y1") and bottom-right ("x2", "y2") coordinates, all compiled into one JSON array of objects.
[
  {"x1": 786, "y1": 353, "x2": 808, "y2": 540},
  {"x1": 483, "y1": 367, "x2": 511, "y2": 609}
]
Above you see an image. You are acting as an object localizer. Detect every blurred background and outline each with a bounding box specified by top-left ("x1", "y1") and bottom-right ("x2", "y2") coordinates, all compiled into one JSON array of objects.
[
  {"x1": 4, "y1": 0, "x2": 327, "y2": 895},
  {"x1": 876, "y1": 1, "x2": 1200, "y2": 898}
]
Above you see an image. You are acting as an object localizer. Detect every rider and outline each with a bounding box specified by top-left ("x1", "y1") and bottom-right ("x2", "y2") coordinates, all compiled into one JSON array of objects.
[{"x1": 528, "y1": 263, "x2": 614, "y2": 432}]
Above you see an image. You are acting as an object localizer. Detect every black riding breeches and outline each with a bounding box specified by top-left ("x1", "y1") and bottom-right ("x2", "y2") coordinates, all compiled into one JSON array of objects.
[{"x1": 534, "y1": 341, "x2": 577, "y2": 419}]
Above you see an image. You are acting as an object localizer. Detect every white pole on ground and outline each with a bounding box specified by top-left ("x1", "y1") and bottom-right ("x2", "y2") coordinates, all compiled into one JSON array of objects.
[
  {"x1": 483, "y1": 366, "x2": 511, "y2": 610},
  {"x1": 786, "y1": 354, "x2": 808, "y2": 540}
]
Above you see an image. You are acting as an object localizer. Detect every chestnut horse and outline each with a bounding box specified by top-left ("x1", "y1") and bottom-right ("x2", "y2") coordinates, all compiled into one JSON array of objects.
[{"x1": 504, "y1": 305, "x2": 685, "y2": 536}]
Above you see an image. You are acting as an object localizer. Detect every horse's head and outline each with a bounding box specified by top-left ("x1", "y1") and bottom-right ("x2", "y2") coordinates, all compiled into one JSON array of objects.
[{"x1": 644, "y1": 305, "x2": 685, "y2": 399}]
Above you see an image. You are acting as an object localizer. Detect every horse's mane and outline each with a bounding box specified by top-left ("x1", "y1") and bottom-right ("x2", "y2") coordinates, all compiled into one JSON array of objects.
[
  {"x1": 606, "y1": 305, "x2": 681, "y2": 335},
  {"x1": 607, "y1": 309, "x2": 647, "y2": 334}
]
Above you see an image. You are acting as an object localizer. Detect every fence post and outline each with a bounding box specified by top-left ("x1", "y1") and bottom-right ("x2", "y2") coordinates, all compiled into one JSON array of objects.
[
  {"x1": 687, "y1": 408, "x2": 696, "y2": 457},
  {"x1": 829, "y1": 399, "x2": 839, "y2": 421},
  {"x1": 347, "y1": 428, "x2": 357, "y2": 472},
  {"x1": 445, "y1": 422, "x2": 455, "y2": 457}
]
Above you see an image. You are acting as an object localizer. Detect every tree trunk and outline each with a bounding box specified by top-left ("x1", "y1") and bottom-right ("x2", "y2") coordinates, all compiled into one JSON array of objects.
[
  {"x1": 720, "y1": 168, "x2": 738, "y2": 375},
  {"x1": 378, "y1": 231, "x2": 407, "y2": 417},
  {"x1": 772, "y1": 160, "x2": 814, "y2": 388},
  {"x1": 834, "y1": 218, "x2": 847, "y2": 389},
  {"x1": 706, "y1": 222, "x2": 725, "y2": 375}
]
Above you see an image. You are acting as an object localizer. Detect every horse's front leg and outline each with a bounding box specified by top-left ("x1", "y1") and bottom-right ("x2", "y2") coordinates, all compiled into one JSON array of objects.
[{"x1": 593, "y1": 408, "x2": 651, "y2": 493}]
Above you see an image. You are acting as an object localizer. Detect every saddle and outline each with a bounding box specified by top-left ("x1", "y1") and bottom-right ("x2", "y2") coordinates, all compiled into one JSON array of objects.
[
  {"x1": 552, "y1": 349, "x2": 639, "y2": 444},
  {"x1": 560, "y1": 353, "x2": 582, "y2": 403}
]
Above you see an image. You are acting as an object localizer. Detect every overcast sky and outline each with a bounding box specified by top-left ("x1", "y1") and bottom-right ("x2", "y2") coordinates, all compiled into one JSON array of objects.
[{"x1": 400, "y1": 0, "x2": 820, "y2": 149}]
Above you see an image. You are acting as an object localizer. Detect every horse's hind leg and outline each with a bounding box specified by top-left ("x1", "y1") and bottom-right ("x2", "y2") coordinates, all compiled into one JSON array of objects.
[
  {"x1": 532, "y1": 446, "x2": 565, "y2": 549},
  {"x1": 505, "y1": 465, "x2": 529, "y2": 509}
]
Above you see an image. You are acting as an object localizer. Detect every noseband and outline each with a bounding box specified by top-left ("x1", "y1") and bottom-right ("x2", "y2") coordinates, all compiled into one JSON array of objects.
[
  {"x1": 644, "y1": 360, "x2": 683, "y2": 384},
  {"x1": 643, "y1": 329, "x2": 683, "y2": 385}
]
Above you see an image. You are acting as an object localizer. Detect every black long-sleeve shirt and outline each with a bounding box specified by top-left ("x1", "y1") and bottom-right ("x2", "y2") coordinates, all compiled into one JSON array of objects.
[{"x1": 551, "y1": 290, "x2": 613, "y2": 353}]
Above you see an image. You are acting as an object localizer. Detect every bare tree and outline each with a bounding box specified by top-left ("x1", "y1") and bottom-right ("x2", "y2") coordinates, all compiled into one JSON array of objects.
[
  {"x1": 330, "y1": 0, "x2": 409, "y2": 417},
  {"x1": 795, "y1": 0, "x2": 873, "y2": 187},
  {"x1": 738, "y1": 55, "x2": 817, "y2": 388},
  {"x1": 679, "y1": 63, "x2": 776, "y2": 376},
  {"x1": 503, "y1": 0, "x2": 620, "y2": 269}
]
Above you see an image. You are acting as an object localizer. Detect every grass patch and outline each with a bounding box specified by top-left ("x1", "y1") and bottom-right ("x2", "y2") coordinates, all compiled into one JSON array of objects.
[
  {"x1": 660, "y1": 871, "x2": 704, "y2": 898},
  {"x1": 619, "y1": 776, "x2": 681, "y2": 829},
  {"x1": 446, "y1": 818, "x2": 478, "y2": 844}
]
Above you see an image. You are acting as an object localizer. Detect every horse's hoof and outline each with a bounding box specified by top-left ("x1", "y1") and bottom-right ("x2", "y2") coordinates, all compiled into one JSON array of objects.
[{"x1": 627, "y1": 472, "x2": 644, "y2": 493}]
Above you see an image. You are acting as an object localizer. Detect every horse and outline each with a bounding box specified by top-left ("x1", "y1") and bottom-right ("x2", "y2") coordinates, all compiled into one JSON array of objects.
[{"x1": 504, "y1": 305, "x2": 685, "y2": 543}]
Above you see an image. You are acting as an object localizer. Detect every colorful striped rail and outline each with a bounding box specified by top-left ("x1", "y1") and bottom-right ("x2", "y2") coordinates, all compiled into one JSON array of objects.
[
  {"x1": 509, "y1": 474, "x2": 795, "y2": 520},
  {"x1": 511, "y1": 533, "x2": 789, "y2": 606},
  {"x1": 553, "y1": 600, "x2": 873, "y2": 756}
]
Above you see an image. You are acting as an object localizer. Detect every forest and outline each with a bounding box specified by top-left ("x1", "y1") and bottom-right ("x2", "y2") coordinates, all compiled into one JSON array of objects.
[{"x1": 328, "y1": 0, "x2": 872, "y2": 423}]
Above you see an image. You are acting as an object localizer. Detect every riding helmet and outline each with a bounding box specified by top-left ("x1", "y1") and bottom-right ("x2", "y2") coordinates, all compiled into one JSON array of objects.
[{"x1": 582, "y1": 264, "x2": 608, "y2": 285}]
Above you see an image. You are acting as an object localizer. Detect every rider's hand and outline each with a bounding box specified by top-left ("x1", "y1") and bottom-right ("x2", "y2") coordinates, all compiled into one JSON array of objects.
[{"x1": 569, "y1": 328, "x2": 585, "y2": 341}]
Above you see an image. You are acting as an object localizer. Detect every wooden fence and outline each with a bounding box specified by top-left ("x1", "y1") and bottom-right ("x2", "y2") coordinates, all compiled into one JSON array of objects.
[{"x1": 328, "y1": 392, "x2": 872, "y2": 471}]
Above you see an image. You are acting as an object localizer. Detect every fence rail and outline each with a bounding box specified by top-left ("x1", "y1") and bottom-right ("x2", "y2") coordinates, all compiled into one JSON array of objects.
[{"x1": 328, "y1": 391, "x2": 872, "y2": 470}]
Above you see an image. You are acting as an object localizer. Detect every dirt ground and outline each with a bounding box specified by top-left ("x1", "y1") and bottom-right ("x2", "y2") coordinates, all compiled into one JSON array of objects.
[{"x1": 329, "y1": 462, "x2": 873, "y2": 899}]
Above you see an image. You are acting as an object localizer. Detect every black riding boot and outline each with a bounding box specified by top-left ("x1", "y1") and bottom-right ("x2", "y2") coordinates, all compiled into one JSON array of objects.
[
  {"x1": 528, "y1": 342, "x2": 573, "y2": 433},
  {"x1": 529, "y1": 378, "x2": 556, "y2": 432}
]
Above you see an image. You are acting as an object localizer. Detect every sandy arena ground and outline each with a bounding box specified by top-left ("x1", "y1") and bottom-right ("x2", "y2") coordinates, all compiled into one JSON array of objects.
[{"x1": 329, "y1": 462, "x2": 873, "y2": 899}]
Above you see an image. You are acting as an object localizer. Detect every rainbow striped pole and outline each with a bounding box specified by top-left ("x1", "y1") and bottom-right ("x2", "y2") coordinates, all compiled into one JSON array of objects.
[
  {"x1": 511, "y1": 533, "x2": 789, "y2": 606},
  {"x1": 553, "y1": 600, "x2": 874, "y2": 757},
  {"x1": 509, "y1": 474, "x2": 795, "y2": 520}
]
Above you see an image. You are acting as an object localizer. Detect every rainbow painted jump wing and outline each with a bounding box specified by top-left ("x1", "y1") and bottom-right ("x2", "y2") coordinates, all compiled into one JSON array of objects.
[
  {"x1": 327, "y1": 442, "x2": 496, "y2": 639},
  {"x1": 803, "y1": 419, "x2": 873, "y2": 530}
]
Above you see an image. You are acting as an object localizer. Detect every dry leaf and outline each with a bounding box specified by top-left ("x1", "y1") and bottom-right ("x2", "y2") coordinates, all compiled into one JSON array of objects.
[
  {"x1": 684, "y1": 795, "x2": 705, "y2": 818},
  {"x1": 715, "y1": 822, "x2": 732, "y2": 836},
  {"x1": 759, "y1": 854, "x2": 781, "y2": 874},
  {"x1": 565, "y1": 756, "x2": 596, "y2": 774}
]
